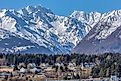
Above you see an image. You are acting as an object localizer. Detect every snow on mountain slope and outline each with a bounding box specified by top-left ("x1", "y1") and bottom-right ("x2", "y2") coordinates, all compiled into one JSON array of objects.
[
  {"x1": 73, "y1": 10, "x2": 121, "y2": 54},
  {"x1": 0, "y1": 5, "x2": 89, "y2": 54},
  {"x1": 70, "y1": 11, "x2": 102, "y2": 32},
  {"x1": 0, "y1": 29, "x2": 53, "y2": 54},
  {"x1": 2, "y1": 5, "x2": 121, "y2": 54}
]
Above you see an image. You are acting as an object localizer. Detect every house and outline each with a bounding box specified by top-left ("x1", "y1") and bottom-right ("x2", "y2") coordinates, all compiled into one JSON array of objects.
[
  {"x1": 55, "y1": 63, "x2": 64, "y2": 67},
  {"x1": 68, "y1": 63, "x2": 77, "y2": 72},
  {"x1": 29, "y1": 67, "x2": 41, "y2": 73},
  {"x1": 18, "y1": 63, "x2": 26, "y2": 69},
  {"x1": 81, "y1": 67, "x2": 92, "y2": 77},
  {"x1": 40, "y1": 63, "x2": 49, "y2": 69},
  {"x1": 68, "y1": 63, "x2": 76, "y2": 67},
  {"x1": 27, "y1": 63, "x2": 36, "y2": 69},
  {"x1": 80, "y1": 63, "x2": 93, "y2": 78},
  {"x1": 81, "y1": 63, "x2": 95, "y2": 69},
  {"x1": 19, "y1": 67, "x2": 27, "y2": 73}
]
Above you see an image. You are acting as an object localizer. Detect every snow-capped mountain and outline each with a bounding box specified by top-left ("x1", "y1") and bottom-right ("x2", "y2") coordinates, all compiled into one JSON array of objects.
[
  {"x1": 70, "y1": 11, "x2": 102, "y2": 32},
  {"x1": 1, "y1": 5, "x2": 121, "y2": 54},
  {"x1": 0, "y1": 5, "x2": 90, "y2": 54},
  {"x1": 73, "y1": 10, "x2": 121, "y2": 54}
]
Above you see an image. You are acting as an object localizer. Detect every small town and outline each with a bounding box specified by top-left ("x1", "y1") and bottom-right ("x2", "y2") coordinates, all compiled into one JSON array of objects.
[
  {"x1": 0, "y1": 0, "x2": 121, "y2": 81},
  {"x1": 0, "y1": 53, "x2": 121, "y2": 81}
]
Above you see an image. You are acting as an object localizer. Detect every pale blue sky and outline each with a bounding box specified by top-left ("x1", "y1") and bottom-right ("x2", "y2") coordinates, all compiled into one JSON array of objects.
[{"x1": 0, "y1": 0, "x2": 121, "y2": 16}]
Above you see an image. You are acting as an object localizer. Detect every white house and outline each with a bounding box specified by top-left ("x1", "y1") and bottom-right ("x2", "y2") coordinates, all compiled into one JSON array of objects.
[
  {"x1": 29, "y1": 67, "x2": 41, "y2": 73},
  {"x1": 19, "y1": 67, "x2": 27, "y2": 73}
]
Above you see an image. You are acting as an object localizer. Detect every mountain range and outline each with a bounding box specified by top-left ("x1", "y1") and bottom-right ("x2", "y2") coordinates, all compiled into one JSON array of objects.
[
  {"x1": 73, "y1": 10, "x2": 121, "y2": 54},
  {"x1": 0, "y1": 5, "x2": 121, "y2": 54}
]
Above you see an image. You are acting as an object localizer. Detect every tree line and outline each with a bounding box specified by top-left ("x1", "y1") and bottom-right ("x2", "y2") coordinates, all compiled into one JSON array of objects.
[
  {"x1": 0, "y1": 53, "x2": 97, "y2": 65},
  {"x1": 1, "y1": 53, "x2": 121, "y2": 77}
]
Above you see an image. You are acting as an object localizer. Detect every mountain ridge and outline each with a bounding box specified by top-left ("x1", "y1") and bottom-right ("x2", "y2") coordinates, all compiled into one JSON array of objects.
[
  {"x1": 0, "y1": 5, "x2": 90, "y2": 54},
  {"x1": 73, "y1": 9, "x2": 121, "y2": 54},
  {"x1": 0, "y1": 5, "x2": 121, "y2": 54}
]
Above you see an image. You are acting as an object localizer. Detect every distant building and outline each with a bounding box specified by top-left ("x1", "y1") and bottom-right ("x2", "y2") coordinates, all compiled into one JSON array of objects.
[
  {"x1": 19, "y1": 67, "x2": 28, "y2": 73},
  {"x1": 18, "y1": 63, "x2": 26, "y2": 69},
  {"x1": 29, "y1": 67, "x2": 41, "y2": 73},
  {"x1": 81, "y1": 67, "x2": 92, "y2": 77},
  {"x1": 27, "y1": 63, "x2": 36, "y2": 68},
  {"x1": 81, "y1": 63, "x2": 95, "y2": 68},
  {"x1": 80, "y1": 63, "x2": 93, "y2": 78}
]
